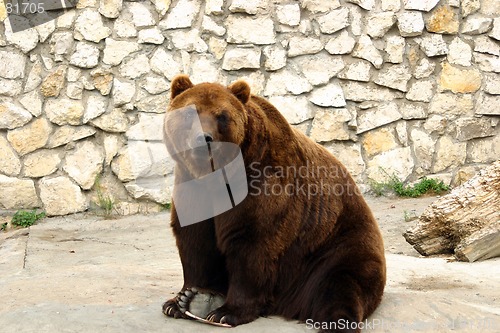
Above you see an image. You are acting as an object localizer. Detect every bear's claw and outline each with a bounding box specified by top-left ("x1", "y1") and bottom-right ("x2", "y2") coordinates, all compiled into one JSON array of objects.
[
  {"x1": 205, "y1": 305, "x2": 257, "y2": 327},
  {"x1": 162, "y1": 288, "x2": 198, "y2": 319},
  {"x1": 162, "y1": 299, "x2": 188, "y2": 319}
]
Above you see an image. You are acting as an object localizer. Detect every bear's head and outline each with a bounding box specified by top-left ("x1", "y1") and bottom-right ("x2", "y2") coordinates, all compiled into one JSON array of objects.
[{"x1": 164, "y1": 75, "x2": 250, "y2": 177}]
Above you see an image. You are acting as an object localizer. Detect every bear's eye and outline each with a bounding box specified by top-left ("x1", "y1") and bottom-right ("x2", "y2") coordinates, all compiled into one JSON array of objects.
[{"x1": 216, "y1": 112, "x2": 229, "y2": 124}]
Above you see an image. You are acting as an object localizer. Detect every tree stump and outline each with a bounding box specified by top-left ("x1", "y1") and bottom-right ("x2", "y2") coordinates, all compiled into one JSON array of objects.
[{"x1": 404, "y1": 160, "x2": 500, "y2": 262}]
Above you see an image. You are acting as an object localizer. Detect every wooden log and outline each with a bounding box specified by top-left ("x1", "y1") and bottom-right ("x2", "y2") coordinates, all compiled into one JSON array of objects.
[{"x1": 404, "y1": 160, "x2": 500, "y2": 262}]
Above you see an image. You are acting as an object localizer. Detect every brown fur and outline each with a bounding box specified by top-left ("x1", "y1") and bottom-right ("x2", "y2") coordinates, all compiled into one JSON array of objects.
[{"x1": 163, "y1": 75, "x2": 386, "y2": 332}]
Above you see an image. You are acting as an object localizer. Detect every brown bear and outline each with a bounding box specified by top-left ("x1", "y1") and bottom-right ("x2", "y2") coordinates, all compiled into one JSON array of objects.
[{"x1": 162, "y1": 75, "x2": 386, "y2": 333}]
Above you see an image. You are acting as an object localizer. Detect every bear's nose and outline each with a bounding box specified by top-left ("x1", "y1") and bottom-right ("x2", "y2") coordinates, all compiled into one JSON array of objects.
[{"x1": 195, "y1": 132, "x2": 213, "y2": 145}]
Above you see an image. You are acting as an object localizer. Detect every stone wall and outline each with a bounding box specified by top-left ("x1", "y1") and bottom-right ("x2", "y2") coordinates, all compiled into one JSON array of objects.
[{"x1": 0, "y1": 0, "x2": 499, "y2": 215}]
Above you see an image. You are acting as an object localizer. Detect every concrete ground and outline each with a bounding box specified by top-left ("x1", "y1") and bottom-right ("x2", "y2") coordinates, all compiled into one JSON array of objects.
[{"x1": 0, "y1": 196, "x2": 499, "y2": 333}]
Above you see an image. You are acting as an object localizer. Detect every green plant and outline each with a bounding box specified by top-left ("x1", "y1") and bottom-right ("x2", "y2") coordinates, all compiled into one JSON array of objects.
[
  {"x1": 97, "y1": 192, "x2": 115, "y2": 216},
  {"x1": 1, "y1": 222, "x2": 7, "y2": 231},
  {"x1": 370, "y1": 169, "x2": 450, "y2": 198},
  {"x1": 390, "y1": 176, "x2": 450, "y2": 198},
  {"x1": 94, "y1": 175, "x2": 115, "y2": 218},
  {"x1": 369, "y1": 179, "x2": 391, "y2": 197},
  {"x1": 161, "y1": 202, "x2": 172, "y2": 211},
  {"x1": 11, "y1": 210, "x2": 46, "y2": 228}
]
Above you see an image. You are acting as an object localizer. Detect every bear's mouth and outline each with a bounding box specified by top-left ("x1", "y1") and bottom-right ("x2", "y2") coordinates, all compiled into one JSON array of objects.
[
  {"x1": 189, "y1": 146, "x2": 211, "y2": 162},
  {"x1": 181, "y1": 142, "x2": 240, "y2": 179},
  {"x1": 190, "y1": 141, "x2": 224, "y2": 156}
]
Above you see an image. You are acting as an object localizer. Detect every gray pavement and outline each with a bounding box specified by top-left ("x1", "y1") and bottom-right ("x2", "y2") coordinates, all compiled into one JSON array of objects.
[{"x1": 1, "y1": 196, "x2": 499, "y2": 332}]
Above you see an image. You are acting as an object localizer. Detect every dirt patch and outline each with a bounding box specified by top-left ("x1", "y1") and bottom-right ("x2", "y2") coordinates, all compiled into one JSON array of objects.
[{"x1": 404, "y1": 276, "x2": 476, "y2": 291}]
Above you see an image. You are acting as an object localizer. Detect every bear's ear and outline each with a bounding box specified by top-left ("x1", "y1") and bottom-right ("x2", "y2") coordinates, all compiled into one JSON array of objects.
[
  {"x1": 171, "y1": 75, "x2": 194, "y2": 100},
  {"x1": 229, "y1": 80, "x2": 251, "y2": 104}
]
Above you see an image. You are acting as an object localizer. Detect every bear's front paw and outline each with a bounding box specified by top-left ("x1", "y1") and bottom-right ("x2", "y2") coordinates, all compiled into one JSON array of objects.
[
  {"x1": 206, "y1": 305, "x2": 258, "y2": 327},
  {"x1": 163, "y1": 287, "x2": 227, "y2": 321}
]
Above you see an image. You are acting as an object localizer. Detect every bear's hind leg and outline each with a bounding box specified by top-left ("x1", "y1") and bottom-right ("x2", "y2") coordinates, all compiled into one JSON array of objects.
[
  {"x1": 310, "y1": 263, "x2": 385, "y2": 333},
  {"x1": 313, "y1": 274, "x2": 365, "y2": 333}
]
